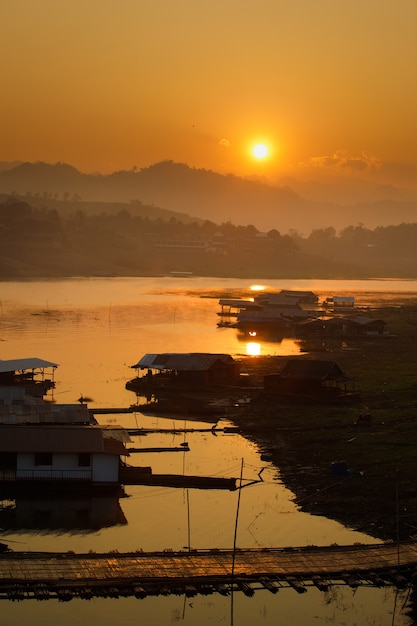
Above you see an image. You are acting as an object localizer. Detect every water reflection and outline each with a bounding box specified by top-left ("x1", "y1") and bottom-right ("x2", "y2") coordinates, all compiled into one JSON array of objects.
[
  {"x1": 0, "y1": 491, "x2": 127, "y2": 532},
  {"x1": 0, "y1": 278, "x2": 415, "y2": 625},
  {"x1": 245, "y1": 341, "x2": 261, "y2": 356},
  {"x1": 237, "y1": 330, "x2": 303, "y2": 356}
]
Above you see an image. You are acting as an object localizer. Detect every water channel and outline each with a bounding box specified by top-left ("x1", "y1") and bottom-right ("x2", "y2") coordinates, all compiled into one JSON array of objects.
[{"x1": 0, "y1": 276, "x2": 416, "y2": 625}]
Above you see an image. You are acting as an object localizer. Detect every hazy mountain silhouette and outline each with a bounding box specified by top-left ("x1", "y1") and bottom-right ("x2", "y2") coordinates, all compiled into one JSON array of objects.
[{"x1": 0, "y1": 160, "x2": 416, "y2": 235}]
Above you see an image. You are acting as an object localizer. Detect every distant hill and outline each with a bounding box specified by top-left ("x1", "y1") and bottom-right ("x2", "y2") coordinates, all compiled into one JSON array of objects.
[
  {"x1": 0, "y1": 161, "x2": 23, "y2": 173},
  {"x1": 0, "y1": 160, "x2": 416, "y2": 235},
  {"x1": 0, "y1": 193, "x2": 197, "y2": 225}
]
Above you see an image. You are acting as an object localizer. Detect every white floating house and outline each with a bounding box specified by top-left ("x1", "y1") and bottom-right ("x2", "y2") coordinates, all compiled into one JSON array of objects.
[{"x1": 0, "y1": 425, "x2": 130, "y2": 486}]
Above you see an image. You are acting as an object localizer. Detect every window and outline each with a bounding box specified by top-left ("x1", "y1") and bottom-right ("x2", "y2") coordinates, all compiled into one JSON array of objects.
[
  {"x1": 34, "y1": 452, "x2": 53, "y2": 466},
  {"x1": 78, "y1": 453, "x2": 91, "y2": 467}
]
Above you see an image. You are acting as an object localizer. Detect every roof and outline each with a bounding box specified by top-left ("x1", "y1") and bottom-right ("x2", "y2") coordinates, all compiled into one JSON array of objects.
[
  {"x1": 0, "y1": 401, "x2": 92, "y2": 425},
  {"x1": 279, "y1": 290, "x2": 318, "y2": 300},
  {"x1": 279, "y1": 360, "x2": 348, "y2": 381},
  {"x1": 218, "y1": 299, "x2": 258, "y2": 308},
  {"x1": 131, "y1": 353, "x2": 235, "y2": 371},
  {"x1": 0, "y1": 425, "x2": 128, "y2": 455},
  {"x1": 312, "y1": 316, "x2": 349, "y2": 327},
  {"x1": 255, "y1": 294, "x2": 302, "y2": 307},
  {"x1": 332, "y1": 296, "x2": 355, "y2": 303},
  {"x1": 348, "y1": 316, "x2": 385, "y2": 326},
  {"x1": 0, "y1": 358, "x2": 59, "y2": 374}
]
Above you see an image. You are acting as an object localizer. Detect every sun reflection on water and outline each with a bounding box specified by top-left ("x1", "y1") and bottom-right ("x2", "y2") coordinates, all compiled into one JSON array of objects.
[
  {"x1": 249, "y1": 284, "x2": 265, "y2": 292},
  {"x1": 246, "y1": 342, "x2": 261, "y2": 356}
]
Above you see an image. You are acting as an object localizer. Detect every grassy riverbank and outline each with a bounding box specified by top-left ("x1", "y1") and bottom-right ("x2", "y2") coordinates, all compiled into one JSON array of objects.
[{"x1": 231, "y1": 300, "x2": 417, "y2": 542}]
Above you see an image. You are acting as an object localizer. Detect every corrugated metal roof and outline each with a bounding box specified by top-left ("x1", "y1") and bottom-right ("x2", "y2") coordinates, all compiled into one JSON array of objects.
[
  {"x1": 0, "y1": 425, "x2": 127, "y2": 454},
  {"x1": 279, "y1": 290, "x2": 318, "y2": 299},
  {"x1": 131, "y1": 354, "x2": 159, "y2": 369},
  {"x1": 255, "y1": 295, "x2": 299, "y2": 306},
  {"x1": 0, "y1": 358, "x2": 59, "y2": 374},
  {"x1": 0, "y1": 403, "x2": 91, "y2": 425},
  {"x1": 218, "y1": 299, "x2": 258, "y2": 308},
  {"x1": 280, "y1": 360, "x2": 347, "y2": 381},
  {"x1": 131, "y1": 353, "x2": 235, "y2": 371},
  {"x1": 101, "y1": 426, "x2": 131, "y2": 443},
  {"x1": 349, "y1": 316, "x2": 385, "y2": 325}
]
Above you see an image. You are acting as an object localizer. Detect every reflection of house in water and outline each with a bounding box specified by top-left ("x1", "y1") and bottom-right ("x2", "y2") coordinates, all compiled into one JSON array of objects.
[
  {"x1": 0, "y1": 493, "x2": 127, "y2": 531},
  {"x1": 264, "y1": 359, "x2": 354, "y2": 400},
  {"x1": 126, "y1": 353, "x2": 241, "y2": 392},
  {"x1": 236, "y1": 326, "x2": 288, "y2": 343}
]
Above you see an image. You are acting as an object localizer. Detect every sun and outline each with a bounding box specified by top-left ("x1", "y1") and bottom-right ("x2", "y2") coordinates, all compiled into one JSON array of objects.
[{"x1": 252, "y1": 143, "x2": 269, "y2": 159}]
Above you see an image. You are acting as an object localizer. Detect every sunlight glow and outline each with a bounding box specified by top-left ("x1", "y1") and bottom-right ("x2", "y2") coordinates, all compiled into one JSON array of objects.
[
  {"x1": 252, "y1": 143, "x2": 268, "y2": 159},
  {"x1": 246, "y1": 342, "x2": 261, "y2": 356},
  {"x1": 250, "y1": 284, "x2": 265, "y2": 292}
]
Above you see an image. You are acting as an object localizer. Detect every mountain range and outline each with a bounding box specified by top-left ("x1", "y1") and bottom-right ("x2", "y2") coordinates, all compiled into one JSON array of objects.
[{"x1": 0, "y1": 160, "x2": 416, "y2": 235}]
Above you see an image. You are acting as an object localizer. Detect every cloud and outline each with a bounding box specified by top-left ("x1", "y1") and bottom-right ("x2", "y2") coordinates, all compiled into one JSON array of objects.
[
  {"x1": 300, "y1": 150, "x2": 381, "y2": 172},
  {"x1": 219, "y1": 138, "x2": 231, "y2": 148}
]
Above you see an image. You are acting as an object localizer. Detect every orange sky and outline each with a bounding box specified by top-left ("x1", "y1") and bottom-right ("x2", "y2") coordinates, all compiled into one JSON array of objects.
[{"x1": 1, "y1": 0, "x2": 417, "y2": 188}]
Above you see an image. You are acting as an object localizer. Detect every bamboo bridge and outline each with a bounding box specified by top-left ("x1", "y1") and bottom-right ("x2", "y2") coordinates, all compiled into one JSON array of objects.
[{"x1": 1, "y1": 541, "x2": 417, "y2": 601}]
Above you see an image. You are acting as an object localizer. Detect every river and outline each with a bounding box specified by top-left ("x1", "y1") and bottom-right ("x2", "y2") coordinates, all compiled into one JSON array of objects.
[{"x1": 0, "y1": 276, "x2": 415, "y2": 625}]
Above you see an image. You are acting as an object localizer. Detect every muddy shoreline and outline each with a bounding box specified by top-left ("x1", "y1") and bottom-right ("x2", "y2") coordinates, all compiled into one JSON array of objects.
[{"x1": 228, "y1": 307, "x2": 417, "y2": 543}]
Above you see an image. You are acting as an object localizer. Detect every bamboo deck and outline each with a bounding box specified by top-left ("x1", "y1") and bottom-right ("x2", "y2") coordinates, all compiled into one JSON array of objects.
[{"x1": 0, "y1": 542, "x2": 416, "y2": 601}]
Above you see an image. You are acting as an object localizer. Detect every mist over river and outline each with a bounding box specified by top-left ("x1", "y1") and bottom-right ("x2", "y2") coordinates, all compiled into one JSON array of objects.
[{"x1": 0, "y1": 276, "x2": 415, "y2": 625}]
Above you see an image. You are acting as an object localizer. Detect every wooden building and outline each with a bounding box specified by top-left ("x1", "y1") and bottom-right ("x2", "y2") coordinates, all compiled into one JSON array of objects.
[
  {"x1": 128, "y1": 353, "x2": 240, "y2": 389},
  {"x1": 0, "y1": 424, "x2": 129, "y2": 486},
  {"x1": 264, "y1": 359, "x2": 353, "y2": 397},
  {"x1": 297, "y1": 315, "x2": 387, "y2": 337}
]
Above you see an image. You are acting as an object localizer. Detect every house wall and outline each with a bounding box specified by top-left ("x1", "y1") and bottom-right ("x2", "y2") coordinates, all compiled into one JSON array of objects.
[
  {"x1": 16, "y1": 452, "x2": 119, "y2": 483},
  {"x1": 91, "y1": 454, "x2": 120, "y2": 483}
]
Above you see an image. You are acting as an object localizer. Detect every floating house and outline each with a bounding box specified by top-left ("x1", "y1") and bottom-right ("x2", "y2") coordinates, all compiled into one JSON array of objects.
[
  {"x1": 0, "y1": 362, "x2": 131, "y2": 488},
  {"x1": 264, "y1": 359, "x2": 353, "y2": 398},
  {"x1": 0, "y1": 424, "x2": 130, "y2": 487},
  {"x1": 236, "y1": 304, "x2": 308, "y2": 331},
  {"x1": 127, "y1": 353, "x2": 240, "y2": 390},
  {"x1": 323, "y1": 295, "x2": 355, "y2": 309},
  {"x1": 217, "y1": 290, "x2": 319, "y2": 330},
  {"x1": 217, "y1": 298, "x2": 259, "y2": 326},
  {"x1": 0, "y1": 358, "x2": 58, "y2": 398},
  {"x1": 260, "y1": 290, "x2": 319, "y2": 306},
  {"x1": 297, "y1": 315, "x2": 387, "y2": 337}
]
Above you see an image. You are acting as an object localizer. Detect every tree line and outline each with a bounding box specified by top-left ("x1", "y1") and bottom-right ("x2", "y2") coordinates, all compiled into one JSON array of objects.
[{"x1": 0, "y1": 199, "x2": 416, "y2": 278}]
